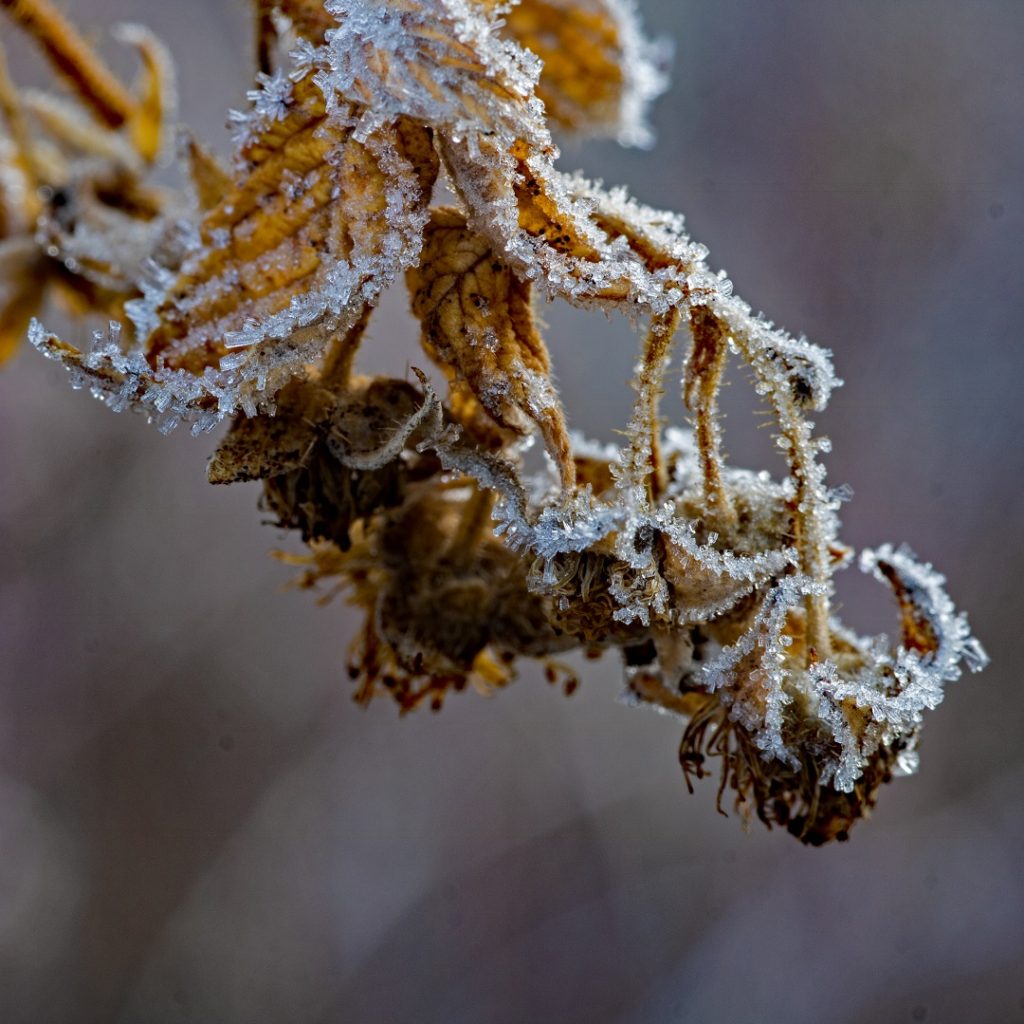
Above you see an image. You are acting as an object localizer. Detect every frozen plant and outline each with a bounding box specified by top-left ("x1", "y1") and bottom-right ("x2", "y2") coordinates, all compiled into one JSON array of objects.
[{"x1": 0, "y1": 0, "x2": 988, "y2": 843}]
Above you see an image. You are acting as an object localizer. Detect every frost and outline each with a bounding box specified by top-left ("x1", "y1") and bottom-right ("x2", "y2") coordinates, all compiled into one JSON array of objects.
[
  {"x1": 5, "y1": 0, "x2": 987, "y2": 843},
  {"x1": 700, "y1": 577, "x2": 811, "y2": 769}
]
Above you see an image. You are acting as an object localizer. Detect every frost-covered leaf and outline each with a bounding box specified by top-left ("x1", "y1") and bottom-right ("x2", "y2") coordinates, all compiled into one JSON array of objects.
[
  {"x1": 496, "y1": 0, "x2": 669, "y2": 146},
  {"x1": 861, "y1": 543, "x2": 989, "y2": 679},
  {"x1": 143, "y1": 74, "x2": 435, "y2": 374},
  {"x1": 33, "y1": 65, "x2": 438, "y2": 424},
  {"x1": 408, "y1": 208, "x2": 575, "y2": 488}
]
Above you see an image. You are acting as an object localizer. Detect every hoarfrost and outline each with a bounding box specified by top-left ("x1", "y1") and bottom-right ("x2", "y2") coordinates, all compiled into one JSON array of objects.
[{"x1": 9, "y1": 0, "x2": 987, "y2": 841}]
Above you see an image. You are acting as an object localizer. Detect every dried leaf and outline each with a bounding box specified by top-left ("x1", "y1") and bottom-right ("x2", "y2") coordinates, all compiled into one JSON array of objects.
[
  {"x1": 408, "y1": 208, "x2": 576, "y2": 489},
  {"x1": 144, "y1": 75, "x2": 436, "y2": 372},
  {"x1": 0, "y1": 0, "x2": 179, "y2": 363},
  {"x1": 499, "y1": 0, "x2": 668, "y2": 145}
]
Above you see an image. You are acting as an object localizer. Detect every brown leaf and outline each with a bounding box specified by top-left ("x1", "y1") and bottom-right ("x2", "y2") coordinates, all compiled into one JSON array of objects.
[
  {"x1": 408, "y1": 209, "x2": 576, "y2": 489},
  {"x1": 501, "y1": 0, "x2": 627, "y2": 137},
  {"x1": 144, "y1": 74, "x2": 438, "y2": 377}
]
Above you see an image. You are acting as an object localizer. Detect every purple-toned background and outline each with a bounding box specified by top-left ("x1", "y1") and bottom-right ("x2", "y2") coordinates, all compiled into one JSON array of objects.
[{"x1": 1, "y1": 2, "x2": 1022, "y2": 1021}]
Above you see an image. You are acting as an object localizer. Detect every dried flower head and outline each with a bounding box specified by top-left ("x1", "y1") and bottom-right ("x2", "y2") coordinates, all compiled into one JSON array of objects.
[
  {"x1": 0, "y1": 0, "x2": 176, "y2": 361},
  {"x1": 3, "y1": 0, "x2": 987, "y2": 843}
]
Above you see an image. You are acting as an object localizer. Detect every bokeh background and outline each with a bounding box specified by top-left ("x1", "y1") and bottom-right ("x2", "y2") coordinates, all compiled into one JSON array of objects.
[{"x1": 2, "y1": 1, "x2": 1022, "y2": 1021}]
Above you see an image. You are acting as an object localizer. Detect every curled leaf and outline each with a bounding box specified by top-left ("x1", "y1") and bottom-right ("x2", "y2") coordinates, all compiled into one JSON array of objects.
[{"x1": 409, "y1": 209, "x2": 576, "y2": 489}]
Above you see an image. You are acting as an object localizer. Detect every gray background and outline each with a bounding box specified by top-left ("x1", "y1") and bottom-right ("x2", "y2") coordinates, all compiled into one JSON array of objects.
[{"x1": 1, "y1": 1, "x2": 1022, "y2": 1021}]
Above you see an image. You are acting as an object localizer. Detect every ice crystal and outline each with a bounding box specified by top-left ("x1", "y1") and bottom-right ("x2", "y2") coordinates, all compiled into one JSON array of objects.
[{"x1": 1, "y1": 0, "x2": 988, "y2": 843}]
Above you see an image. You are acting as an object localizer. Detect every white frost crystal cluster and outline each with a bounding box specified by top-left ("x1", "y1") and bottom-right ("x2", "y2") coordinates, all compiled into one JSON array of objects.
[{"x1": 6, "y1": 0, "x2": 987, "y2": 842}]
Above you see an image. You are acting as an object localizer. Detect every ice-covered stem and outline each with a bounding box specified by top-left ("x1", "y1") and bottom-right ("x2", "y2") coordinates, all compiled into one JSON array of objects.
[
  {"x1": 624, "y1": 307, "x2": 680, "y2": 502},
  {"x1": 1, "y1": 0, "x2": 136, "y2": 130},
  {"x1": 733, "y1": 329, "x2": 834, "y2": 659},
  {"x1": 684, "y1": 305, "x2": 735, "y2": 525}
]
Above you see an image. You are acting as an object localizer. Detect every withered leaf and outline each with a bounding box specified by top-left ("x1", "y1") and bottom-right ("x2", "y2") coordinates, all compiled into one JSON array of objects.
[
  {"x1": 408, "y1": 208, "x2": 576, "y2": 489},
  {"x1": 0, "y1": 0, "x2": 177, "y2": 363},
  {"x1": 143, "y1": 74, "x2": 438, "y2": 377},
  {"x1": 500, "y1": 0, "x2": 648, "y2": 140}
]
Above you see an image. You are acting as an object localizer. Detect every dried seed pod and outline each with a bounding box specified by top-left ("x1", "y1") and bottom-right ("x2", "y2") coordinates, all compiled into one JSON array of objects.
[{"x1": 210, "y1": 343, "x2": 448, "y2": 550}]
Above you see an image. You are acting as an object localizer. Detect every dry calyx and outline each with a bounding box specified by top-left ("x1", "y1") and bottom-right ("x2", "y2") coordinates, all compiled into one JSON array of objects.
[{"x1": 2, "y1": 0, "x2": 987, "y2": 844}]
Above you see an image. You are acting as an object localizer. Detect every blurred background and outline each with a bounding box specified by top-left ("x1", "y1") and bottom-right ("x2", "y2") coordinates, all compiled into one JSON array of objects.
[{"x1": 1, "y1": 1, "x2": 1022, "y2": 1021}]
